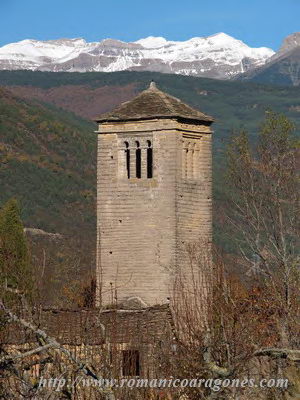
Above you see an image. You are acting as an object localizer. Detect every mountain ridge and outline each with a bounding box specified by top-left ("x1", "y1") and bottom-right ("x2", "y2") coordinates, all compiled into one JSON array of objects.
[
  {"x1": 0, "y1": 33, "x2": 274, "y2": 80},
  {"x1": 235, "y1": 32, "x2": 300, "y2": 86}
]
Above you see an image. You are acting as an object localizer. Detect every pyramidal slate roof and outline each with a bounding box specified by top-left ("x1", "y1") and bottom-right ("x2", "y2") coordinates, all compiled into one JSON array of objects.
[{"x1": 95, "y1": 82, "x2": 213, "y2": 124}]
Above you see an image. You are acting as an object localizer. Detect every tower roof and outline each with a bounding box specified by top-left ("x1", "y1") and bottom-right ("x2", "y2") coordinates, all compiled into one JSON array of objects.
[{"x1": 94, "y1": 82, "x2": 213, "y2": 124}]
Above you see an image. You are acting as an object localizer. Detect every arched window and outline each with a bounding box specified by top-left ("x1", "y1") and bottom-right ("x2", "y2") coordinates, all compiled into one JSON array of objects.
[
  {"x1": 135, "y1": 141, "x2": 141, "y2": 179},
  {"x1": 124, "y1": 141, "x2": 130, "y2": 179},
  {"x1": 146, "y1": 140, "x2": 153, "y2": 179},
  {"x1": 187, "y1": 142, "x2": 196, "y2": 179},
  {"x1": 191, "y1": 142, "x2": 196, "y2": 178},
  {"x1": 185, "y1": 147, "x2": 189, "y2": 179},
  {"x1": 194, "y1": 142, "x2": 201, "y2": 178}
]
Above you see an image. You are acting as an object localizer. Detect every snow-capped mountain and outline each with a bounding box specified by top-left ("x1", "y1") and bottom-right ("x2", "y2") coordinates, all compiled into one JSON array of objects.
[{"x1": 0, "y1": 33, "x2": 274, "y2": 79}]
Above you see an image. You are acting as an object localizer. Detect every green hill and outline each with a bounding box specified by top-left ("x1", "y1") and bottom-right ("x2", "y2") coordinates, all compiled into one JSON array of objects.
[{"x1": 0, "y1": 87, "x2": 96, "y2": 240}]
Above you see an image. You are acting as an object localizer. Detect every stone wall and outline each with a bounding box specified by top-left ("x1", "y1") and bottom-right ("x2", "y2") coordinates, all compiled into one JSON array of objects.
[
  {"x1": 176, "y1": 123, "x2": 212, "y2": 268},
  {"x1": 0, "y1": 305, "x2": 171, "y2": 346},
  {"x1": 1, "y1": 305, "x2": 173, "y2": 398}
]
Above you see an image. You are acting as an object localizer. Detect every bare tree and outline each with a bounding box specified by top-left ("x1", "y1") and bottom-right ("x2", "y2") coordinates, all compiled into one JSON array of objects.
[{"x1": 226, "y1": 111, "x2": 299, "y2": 349}]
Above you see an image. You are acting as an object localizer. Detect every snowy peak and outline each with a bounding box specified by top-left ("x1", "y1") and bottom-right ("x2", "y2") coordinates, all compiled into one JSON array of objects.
[
  {"x1": 0, "y1": 33, "x2": 275, "y2": 79},
  {"x1": 195, "y1": 32, "x2": 242, "y2": 45},
  {"x1": 0, "y1": 37, "x2": 94, "y2": 64},
  {"x1": 134, "y1": 36, "x2": 172, "y2": 48}
]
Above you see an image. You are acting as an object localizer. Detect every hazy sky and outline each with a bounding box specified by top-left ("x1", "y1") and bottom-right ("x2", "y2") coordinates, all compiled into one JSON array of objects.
[{"x1": 1, "y1": 0, "x2": 299, "y2": 50}]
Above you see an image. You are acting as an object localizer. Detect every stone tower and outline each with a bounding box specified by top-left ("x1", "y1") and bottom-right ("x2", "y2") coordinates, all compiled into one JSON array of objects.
[{"x1": 95, "y1": 82, "x2": 214, "y2": 307}]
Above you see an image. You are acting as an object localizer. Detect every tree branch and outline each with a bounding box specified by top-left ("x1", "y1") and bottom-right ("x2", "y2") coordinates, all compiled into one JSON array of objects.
[{"x1": 254, "y1": 348, "x2": 300, "y2": 362}]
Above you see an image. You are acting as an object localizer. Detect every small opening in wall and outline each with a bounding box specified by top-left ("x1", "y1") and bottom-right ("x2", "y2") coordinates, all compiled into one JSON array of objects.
[
  {"x1": 111, "y1": 156, "x2": 113, "y2": 159},
  {"x1": 146, "y1": 140, "x2": 153, "y2": 179},
  {"x1": 136, "y1": 141, "x2": 141, "y2": 179},
  {"x1": 122, "y1": 350, "x2": 140, "y2": 377},
  {"x1": 119, "y1": 220, "x2": 122, "y2": 223},
  {"x1": 109, "y1": 251, "x2": 112, "y2": 254},
  {"x1": 124, "y1": 141, "x2": 130, "y2": 179}
]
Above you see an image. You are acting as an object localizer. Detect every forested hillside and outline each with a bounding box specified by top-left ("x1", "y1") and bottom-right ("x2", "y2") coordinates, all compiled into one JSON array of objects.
[
  {"x1": 1, "y1": 70, "x2": 300, "y2": 254},
  {"x1": 1, "y1": 70, "x2": 300, "y2": 149},
  {"x1": 0, "y1": 87, "x2": 96, "y2": 239}
]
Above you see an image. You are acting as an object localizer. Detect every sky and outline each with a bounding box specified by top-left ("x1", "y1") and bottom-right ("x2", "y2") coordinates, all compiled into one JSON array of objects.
[{"x1": 0, "y1": 0, "x2": 299, "y2": 50}]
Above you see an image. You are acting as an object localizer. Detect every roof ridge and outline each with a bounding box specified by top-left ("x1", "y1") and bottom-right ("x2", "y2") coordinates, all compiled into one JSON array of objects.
[
  {"x1": 146, "y1": 86, "x2": 208, "y2": 118},
  {"x1": 94, "y1": 84, "x2": 214, "y2": 123},
  {"x1": 148, "y1": 87, "x2": 176, "y2": 113},
  {"x1": 157, "y1": 89, "x2": 178, "y2": 114}
]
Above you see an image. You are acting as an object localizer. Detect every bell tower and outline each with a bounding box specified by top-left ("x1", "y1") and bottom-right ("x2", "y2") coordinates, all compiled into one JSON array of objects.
[{"x1": 94, "y1": 82, "x2": 214, "y2": 307}]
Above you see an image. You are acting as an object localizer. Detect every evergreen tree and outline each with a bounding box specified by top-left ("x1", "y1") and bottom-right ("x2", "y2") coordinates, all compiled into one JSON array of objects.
[{"x1": 0, "y1": 198, "x2": 34, "y2": 302}]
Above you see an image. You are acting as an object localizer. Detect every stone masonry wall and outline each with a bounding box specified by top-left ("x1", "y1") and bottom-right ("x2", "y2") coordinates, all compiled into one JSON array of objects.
[
  {"x1": 96, "y1": 119, "x2": 212, "y2": 306},
  {"x1": 96, "y1": 120, "x2": 179, "y2": 306},
  {"x1": 176, "y1": 123, "x2": 212, "y2": 267}
]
